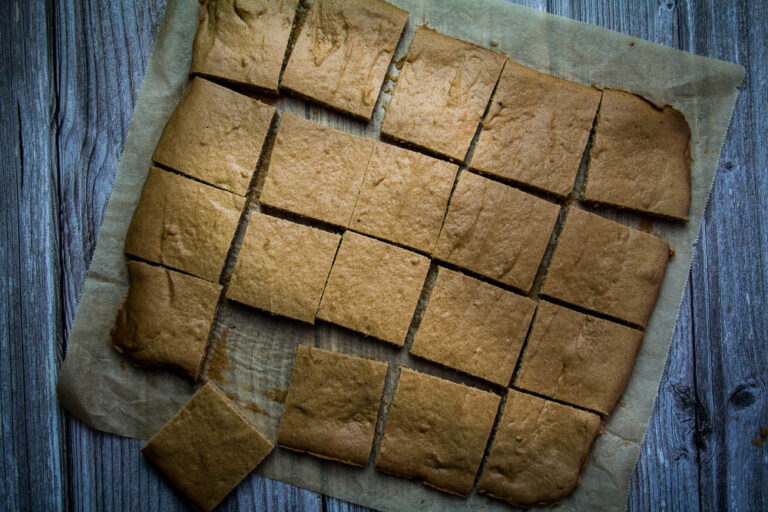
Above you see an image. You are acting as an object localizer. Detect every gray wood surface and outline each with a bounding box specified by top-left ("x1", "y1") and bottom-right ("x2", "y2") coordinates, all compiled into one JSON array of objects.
[{"x1": 1, "y1": 0, "x2": 765, "y2": 511}]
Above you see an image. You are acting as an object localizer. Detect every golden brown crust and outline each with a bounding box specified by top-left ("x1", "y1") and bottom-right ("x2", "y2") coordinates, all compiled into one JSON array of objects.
[
  {"x1": 381, "y1": 27, "x2": 506, "y2": 161},
  {"x1": 433, "y1": 172, "x2": 560, "y2": 292},
  {"x1": 281, "y1": 0, "x2": 408, "y2": 119},
  {"x1": 191, "y1": 0, "x2": 298, "y2": 92},
  {"x1": 141, "y1": 382, "x2": 274, "y2": 512},
  {"x1": 227, "y1": 213, "x2": 341, "y2": 323},
  {"x1": 317, "y1": 232, "x2": 429, "y2": 346},
  {"x1": 124, "y1": 167, "x2": 245, "y2": 282},
  {"x1": 110, "y1": 261, "x2": 221, "y2": 380},
  {"x1": 471, "y1": 60, "x2": 601, "y2": 197},
  {"x1": 375, "y1": 368, "x2": 500, "y2": 496},
  {"x1": 541, "y1": 207, "x2": 670, "y2": 327},
  {"x1": 349, "y1": 143, "x2": 458, "y2": 253},
  {"x1": 410, "y1": 267, "x2": 535, "y2": 386},
  {"x1": 516, "y1": 300, "x2": 644, "y2": 415},
  {"x1": 260, "y1": 114, "x2": 375, "y2": 227},
  {"x1": 584, "y1": 89, "x2": 691, "y2": 220},
  {"x1": 277, "y1": 346, "x2": 388, "y2": 466},
  {"x1": 152, "y1": 77, "x2": 275, "y2": 196},
  {"x1": 477, "y1": 389, "x2": 600, "y2": 507}
]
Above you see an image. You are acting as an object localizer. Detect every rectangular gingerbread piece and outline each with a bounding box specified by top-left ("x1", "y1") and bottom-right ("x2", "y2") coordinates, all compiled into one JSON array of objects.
[
  {"x1": 478, "y1": 389, "x2": 600, "y2": 508},
  {"x1": 260, "y1": 114, "x2": 375, "y2": 227},
  {"x1": 516, "y1": 300, "x2": 644, "y2": 415},
  {"x1": 227, "y1": 213, "x2": 341, "y2": 323},
  {"x1": 317, "y1": 232, "x2": 429, "y2": 345},
  {"x1": 584, "y1": 89, "x2": 691, "y2": 221},
  {"x1": 541, "y1": 207, "x2": 670, "y2": 327},
  {"x1": 142, "y1": 382, "x2": 274, "y2": 512},
  {"x1": 111, "y1": 261, "x2": 222, "y2": 380},
  {"x1": 125, "y1": 167, "x2": 245, "y2": 282},
  {"x1": 471, "y1": 59, "x2": 601, "y2": 198},
  {"x1": 375, "y1": 368, "x2": 500, "y2": 496},
  {"x1": 349, "y1": 142, "x2": 459, "y2": 253},
  {"x1": 192, "y1": 0, "x2": 299, "y2": 92},
  {"x1": 410, "y1": 267, "x2": 536, "y2": 386},
  {"x1": 381, "y1": 27, "x2": 506, "y2": 161},
  {"x1": 152, "y1": 77, "x2": 275, "y2": 196},
  {"x1": 281, "y1": 0, "x2": 408, "y2": 119},
  {"x1": 277, "y1": 346, "x2": 388, "y2": 466},
  {"x1": 433, "y1": 171, "x2": 560, "y2": 292}
]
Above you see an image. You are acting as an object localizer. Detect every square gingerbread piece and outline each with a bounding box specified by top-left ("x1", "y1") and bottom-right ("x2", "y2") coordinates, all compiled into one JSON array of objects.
[
  {"x1": 281, "y1": 0, "x2": 408, "y2": 119},
  {"x1": 410, "y1": 267, "x2": 536, "y2": 386},
  {"x1": 317, "y1": 232, "x2": 429, "y2": 346},
  {"x1": 541, "y1": 207, "x2": 670, "y2": 327},
  {"x1": 260, "y1": 114, "x2": 375, "y2": 227},
  {"x1": 584, "y1": 89, "x2": 691, "y2": 220},
  {"x1": 111, "y1": 261, "x2": 222, "y2": 380},
  {"x1": 478, "y1": 389, "x2": 600, "y2": 507},
  {"x1": 381, "y1": 27, "x2": 506, "y2": 161},
  {"x1": 471, "y1": 60, "x2": 601, "y2": 197},
  {"x1": 125, "y1": 167, "x2": 245, "y2": 282},
  {"x1": 192, "y1": 0, "x2": 298, "y2": 92},
  {"x1": 349, "y1": 142, "x2": 458, "y2": 253},
  {"x1": 152, "y1": 77, "x2": 275, "y2": 196},
  {"x1": 142, "y1": 382, "x2": 274, "y2": 512},
  {"x1": 516, "y1": 300, "x2": 644, "y2": 415},
  {"x1": 375, "y1": 368, "x2": 500, "y2": 496},
  {"x1": 433, "y1": 171, "x2": 560, "y2": 292},
  {"x1": 277, "y1": 346, "x2": 388, "y2": 466},
  {"x1": 227, "y1": 213, "x2": 341, "y2": 323}
]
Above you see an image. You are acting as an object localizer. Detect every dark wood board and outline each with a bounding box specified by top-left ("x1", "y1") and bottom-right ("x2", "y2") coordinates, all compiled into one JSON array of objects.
[{"x1": 0, "y1": 0, "x2": 765, "y2": 510}]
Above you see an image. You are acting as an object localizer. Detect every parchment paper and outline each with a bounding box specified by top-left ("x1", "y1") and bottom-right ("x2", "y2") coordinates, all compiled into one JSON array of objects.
[{"x1": 57, "y1": 0, "x2": 745, "y2": 510}]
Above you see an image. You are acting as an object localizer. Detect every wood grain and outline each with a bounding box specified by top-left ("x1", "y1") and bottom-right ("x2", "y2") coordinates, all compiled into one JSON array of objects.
[{"x1": 0, "y1": 0, "x2": 765, "y2": 511}]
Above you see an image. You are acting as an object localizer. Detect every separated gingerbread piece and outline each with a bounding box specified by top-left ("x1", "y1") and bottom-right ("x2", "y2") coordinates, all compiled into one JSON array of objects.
[
  {"x1": 227, "y1": 213, "x2": 341, "y2": 323},
  {"x1": 478, "y1": 389, "x2": 600, "y2": 507},
  {"x1": 281, "y1": 0, "x2": 408, "y2": 119},
  {"x1": 349, "y1": 143, "x2": 458, "y2": 253},
  {"x1": 111, "y1": 261, "x2": 221, "y2": 380},
  {"x1": 317, "y1": 232, "x2": 429, "y2": 346},
  {"x1": 152, "y1": 77, "x2": 275, "y2": 196},
  {"x1": 260, "y1": 114, "x2": 375, "y2": 227},
  {"x1": 433, "y1": 172, "x2": 560, "y2": 292},
  {"x1": 381, "y1": 27, "x2": 506, "y2": 161},
  {"x1": 192, "y1": 0, "x2": 298, "y2": 92},
  {"x1": 471, "y1": 59, "x2": 601, "y2": 197},
  {"x1": 125, "y1": 167, "x2": 245, "y2": 282},
  {"x1": 516, "y1": 300, "x2": 644, "y2": 415},
  {"x1": 410, "y1": 267, "x2": 535, "y2": 386},
  {"x1": 584, "y1": 89, "x2": 691, "y2": 220},
  {"x1": 142, "y1": 382, "x2": 274, "y2": 512},
  {"x1": 277, "y1": 346, "x2": 388, "y2": 465},
  {"x1": 376, "y1": 368, "x2": 500, "y2": 496},
  {"x1": 542, "y1": 207, "x2": 670, "y2": 327}
]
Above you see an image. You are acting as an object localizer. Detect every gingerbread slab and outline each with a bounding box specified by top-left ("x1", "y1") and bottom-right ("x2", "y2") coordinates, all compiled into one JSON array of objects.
[
  {"x1": 281, "y1": 0, "x2": 408, "y2": 119},
  {"x1": 317, "y1": 232, "x2": 429, "y2": 345},
  {"x1": 142, "y1": 382, "x2": 274, "y2": 512},
  {"x1": 152, "y1": 77, "x2": 275, "y2": 196},
  {"x1": 349, "y1": 142, "x2": 458, "y2": 253},
  {"x1": 433, "y1": 171, "x2": 560, "y2": 292},
  {"x1": 191, "y1": 0, "x2": 298, "y2": 92},
  {"x1": 410, "y1": 267, "x2": 535, "y2": 385},
  {"x1": 381, "y1": 27, "x2": 506, "y2": 161},
  {"x1": 542, "y1": 207, "x2": 670, "y2": 327},
  {"x1": 124, "y1": 167, "x2": 245, "y2": 282},
  {"x1": 471, "y1": 59, "x2": 601, "y2": 197},
  {"x1": 277, "y1": 346, "x2": 388, "y2": 466},
  {"x1": 375, "y1": 368, "x2": 500, "y2": 496}
]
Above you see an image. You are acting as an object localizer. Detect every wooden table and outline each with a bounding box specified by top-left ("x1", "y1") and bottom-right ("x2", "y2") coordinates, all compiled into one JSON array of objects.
[{"x1": 1, "y1": 1, "x2": 765, "y2": 510}]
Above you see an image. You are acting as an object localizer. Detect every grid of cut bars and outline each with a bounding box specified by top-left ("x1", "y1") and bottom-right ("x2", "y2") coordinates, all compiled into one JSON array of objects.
[{"x1": 115, "y1": 0, "x2": 689, "y2": 508}]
